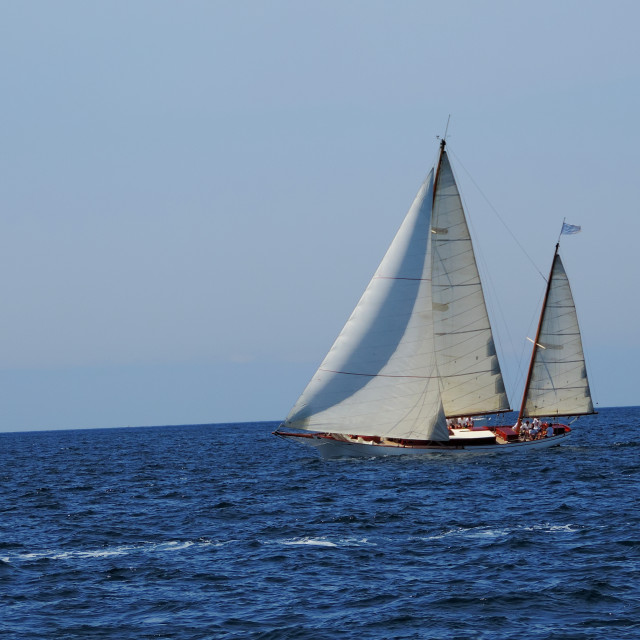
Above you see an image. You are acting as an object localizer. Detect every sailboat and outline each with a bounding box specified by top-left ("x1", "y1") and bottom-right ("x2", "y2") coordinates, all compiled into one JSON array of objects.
[{"x1": 274, "y1": 137, "x2": 595, "y2": 457}]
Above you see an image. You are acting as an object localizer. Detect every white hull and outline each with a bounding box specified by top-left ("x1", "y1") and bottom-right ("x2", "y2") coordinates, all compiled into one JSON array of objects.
[{"x1": 274, "y1": 429, "x2": 572, "y2": 459}]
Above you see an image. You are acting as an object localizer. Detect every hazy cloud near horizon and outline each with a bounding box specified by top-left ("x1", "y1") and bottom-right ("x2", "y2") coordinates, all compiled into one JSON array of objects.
[{"x1": 1, "y1": 1, "x2": 638, "y2": 430}]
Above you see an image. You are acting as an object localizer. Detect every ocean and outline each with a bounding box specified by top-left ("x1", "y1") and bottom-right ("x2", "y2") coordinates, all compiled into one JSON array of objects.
[{"x1": 1, "y1": 407, "x2": 638, "y2": 639}]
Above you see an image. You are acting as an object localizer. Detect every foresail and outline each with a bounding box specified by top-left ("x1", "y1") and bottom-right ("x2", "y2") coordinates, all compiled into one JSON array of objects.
[
  {"x1": 430, "y1": 152, "x2": 510, "y2": 417},
  {"x1": 284, "y1": 170, "x2": 448, "y2": 441},
  {"x1": 523, "y1": 254, "x2": 594, "y2": 417}
]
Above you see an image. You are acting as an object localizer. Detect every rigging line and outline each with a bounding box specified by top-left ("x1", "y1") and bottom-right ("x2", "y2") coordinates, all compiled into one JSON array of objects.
[
  {"x1": 374, "y1": 276, "x2": 431, "y2": 281},
  {"x1": 319, "y1": 368, "x2": 439, "y2": 379},
  {"x1": 447, "y1": 147, "x2": 547, "y2": 282},
  {"x1": 319, "y1": 368, "x2": 498, "y2": 380}
]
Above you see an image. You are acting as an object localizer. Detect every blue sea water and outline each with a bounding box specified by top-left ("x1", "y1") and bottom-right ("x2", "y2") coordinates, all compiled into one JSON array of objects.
[{"x1": 0, "y1": 407, "x2": 638, "y2": 639}]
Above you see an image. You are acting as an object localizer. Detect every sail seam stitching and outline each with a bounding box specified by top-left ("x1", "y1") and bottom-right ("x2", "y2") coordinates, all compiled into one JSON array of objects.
[{"x1": 319, "y1": 368, "x2": 438, "y2": 379}]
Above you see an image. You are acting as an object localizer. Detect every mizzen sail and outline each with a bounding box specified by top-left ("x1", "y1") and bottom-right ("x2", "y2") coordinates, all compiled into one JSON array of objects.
[
  {"x1": 430, "y1": 151, "x2": 510, "y2": 417},
  {"x1": 283, "y1": 170, "x2": 448, "y2": 441},
  {"x1": 522, "y1": 253, "x2": 594, "y2": 417}
]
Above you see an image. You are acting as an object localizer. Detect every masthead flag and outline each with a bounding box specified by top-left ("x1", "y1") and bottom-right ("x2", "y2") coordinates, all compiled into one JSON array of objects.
[{"x1": 561, "y1": 223, "x2": 581, "y2": 235}]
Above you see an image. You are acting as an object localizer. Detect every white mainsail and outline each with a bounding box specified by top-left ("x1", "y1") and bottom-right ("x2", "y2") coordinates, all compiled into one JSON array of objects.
[
  {"x1": 522, "y1": 253, "x2": 594, "y2": 417},
  {"x1": 284, "y1": 170, "x2": 449, "y2": 441},
  {"x1": 430, "y1": 152, "x2": 510, "y2": 417}
]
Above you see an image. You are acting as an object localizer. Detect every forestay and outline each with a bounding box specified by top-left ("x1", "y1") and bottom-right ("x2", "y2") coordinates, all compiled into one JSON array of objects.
[
  {"x1": 523, "y1": 254, "x2": 594, "y2": 417},
  {"x1": 283, "y1": 171, "x2": 449, "y2": 441},
  {"x1": 430, "y1": 152, "x2": 510, "y2": 417}
]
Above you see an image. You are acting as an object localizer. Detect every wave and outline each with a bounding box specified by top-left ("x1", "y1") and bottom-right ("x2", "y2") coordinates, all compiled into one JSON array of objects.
[
  {"x1": 5, "y1": 523, "x2": 594, "y2": 563},
  {"x1": 281, "y1": 537, "x2": 338, "y2": 547},
  {"x1": 1, "y1": 539, "x2": 223, "y2": 563},
  {"x1": 413, "y1": 522, "x2": 583, "y2": 541}
]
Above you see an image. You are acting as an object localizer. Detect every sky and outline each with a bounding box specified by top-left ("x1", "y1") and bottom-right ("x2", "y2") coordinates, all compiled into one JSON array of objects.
[{"x1": 1, "y1": 0, "x2": 639, "y2": 431}]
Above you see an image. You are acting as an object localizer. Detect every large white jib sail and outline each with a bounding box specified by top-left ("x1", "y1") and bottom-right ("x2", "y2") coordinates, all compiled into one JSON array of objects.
[
  {"x1": 283, "y1": 169, "x2": 449, "y2": 441},
  {"x1": 430, "y1": 151, "x2": 511, "y2": 417}
]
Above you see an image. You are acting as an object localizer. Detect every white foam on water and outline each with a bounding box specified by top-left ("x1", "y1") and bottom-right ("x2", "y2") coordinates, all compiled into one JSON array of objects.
[
  {"x1": 414, "y1": 526, "x2": 508, "y2": 541},
  {"x1": 416, "y1": 521, "x2": 584, "y2": 542},
  {"x1": 156, "y1": 541, "x2": 195, "y2": 552},
  {"x1": 281, "y1": 537, "x2": 338, "y2": 547},
  {"x1": 520, "y1": 523, "x2": 580, "y2": 534},
  {"x1": 337, "y1": 537, "x2": 377, "y2": 547},
  {"x1": 268, "y1": 536, "x2": 376, "y2": 548},
  {"x1": 6, "y1": 538, "x2": 221, "y2": 563},
  {"x1": 465, "y1": 528, "x2": 510, "y2": 539},
  {"x1": 59, "y1": 548, "x2": 134, "y2": 560},
  {"x1": 11, "y1": 546, "x2": 137, "y2": 561}
]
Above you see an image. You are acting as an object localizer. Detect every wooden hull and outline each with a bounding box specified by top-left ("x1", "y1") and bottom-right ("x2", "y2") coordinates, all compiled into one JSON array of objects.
[{"x1": 273, "y1": 427, "x2": 571, "y2": 459}]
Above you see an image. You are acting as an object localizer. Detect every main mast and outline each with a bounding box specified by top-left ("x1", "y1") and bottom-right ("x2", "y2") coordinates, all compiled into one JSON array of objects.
[
  {"x1": 433, "y1": 137, "x2": 447, "y2": 207},
  {"x1": 433, "y1": 115, "x2": 450, "y2": 203}
]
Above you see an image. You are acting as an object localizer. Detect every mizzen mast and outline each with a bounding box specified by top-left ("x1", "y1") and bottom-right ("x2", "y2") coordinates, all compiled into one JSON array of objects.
[{"x1": 516, "y1": 243, "x2": 559, "y2": 428}]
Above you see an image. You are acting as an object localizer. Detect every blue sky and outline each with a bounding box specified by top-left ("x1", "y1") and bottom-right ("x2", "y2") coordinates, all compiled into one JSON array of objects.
[{"x1": 1, "y1": 1, "x2": 638, "y2": 431}]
